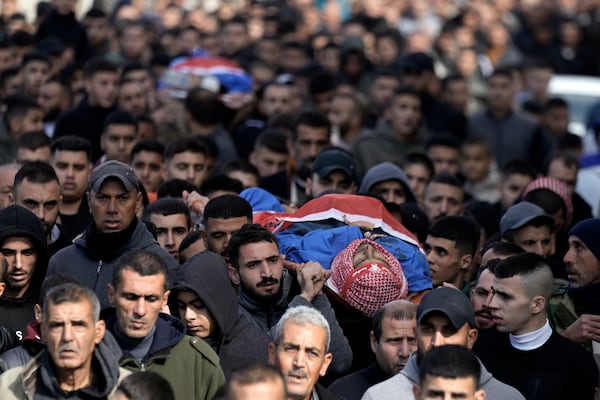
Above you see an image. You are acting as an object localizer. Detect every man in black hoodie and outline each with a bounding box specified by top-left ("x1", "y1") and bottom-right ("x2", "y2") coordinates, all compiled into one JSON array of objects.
[
  {"x1": 170, "y1": 250, "x2": 271, "y2": 378},
  {"x1": 0, "y1": 204, "x2": 48, "y2": 342}
]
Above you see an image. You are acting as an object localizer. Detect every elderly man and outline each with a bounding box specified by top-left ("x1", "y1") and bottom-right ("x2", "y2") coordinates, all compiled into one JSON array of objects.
[
  {"x1": 362, "y1": 287, "x2": 524, "y2": 400},
  {"x1": 0, "y1": 283, "x2": 130, "y2": 398},
  {"x1": 475, "y1": 253, "x2": 598, "y2": 399},
  {"x1": 268, "y1": 306, "x2": 336, "y2": 400},
  {"x1": 46, "y1": 160, "x2": 178, "y2": 308},
  {"x1": 106, "y1": 249, "x2": 226, "y2": 400},
  {"x1": 561, "y1": 218, "x2": 600, "y2": 345}
]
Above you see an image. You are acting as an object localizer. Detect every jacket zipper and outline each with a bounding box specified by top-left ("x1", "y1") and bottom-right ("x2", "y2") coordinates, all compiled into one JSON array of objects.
[{"x1": 93, "y1": 260, "x2": 103, "y2": 291}]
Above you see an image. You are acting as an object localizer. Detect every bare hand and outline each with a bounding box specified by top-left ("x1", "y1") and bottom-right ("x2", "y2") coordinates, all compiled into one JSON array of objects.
[
  {"x1": 297, "y1": 261, "x2": 331, "y2": 302},
  {"x1": 182, "y1": 190, "x2": 210, "y2": 216},
  {"x1": 562, "y1": 314, "x2": 600, "y2": 344}
]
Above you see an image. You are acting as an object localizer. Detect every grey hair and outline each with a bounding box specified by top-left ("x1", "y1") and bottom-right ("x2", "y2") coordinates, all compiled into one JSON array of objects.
[
  {"x1": 273, "y1": 306, "x2": 331, "y2": 352},
  {"x1": 43, "y1": 283, "x2": 101, "y2": 323}
]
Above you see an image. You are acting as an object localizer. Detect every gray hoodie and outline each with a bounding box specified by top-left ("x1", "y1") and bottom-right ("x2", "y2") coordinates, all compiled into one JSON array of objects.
[{"x1": 361, "y1": 352, "x2": 525, "y2": 400}]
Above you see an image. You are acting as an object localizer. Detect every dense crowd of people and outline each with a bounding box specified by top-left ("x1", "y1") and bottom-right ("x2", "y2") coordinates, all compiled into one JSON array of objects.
[{"x1": 0, "y1": 0, "x2": 599, "y2": 399}]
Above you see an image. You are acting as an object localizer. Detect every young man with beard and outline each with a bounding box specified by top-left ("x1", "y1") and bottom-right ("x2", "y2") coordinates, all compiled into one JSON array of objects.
[
  {"x1": 0, "y1": 205, "x2": 49, "y2": 342},
  {"x1": 227, "y1": 224, "x2": 352, "y2": 376},
  {"x1": 12, "y1": 161, "x2": 70, "y2": 255}
]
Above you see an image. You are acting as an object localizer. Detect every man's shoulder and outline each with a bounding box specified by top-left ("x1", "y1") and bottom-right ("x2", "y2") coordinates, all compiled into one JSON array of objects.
[
  {"x1": 171, "y1": 335, "x2": 221, "y2": 367},
  {"x1": 361, "y1": 373, "x2": 413, "y2": 400}
]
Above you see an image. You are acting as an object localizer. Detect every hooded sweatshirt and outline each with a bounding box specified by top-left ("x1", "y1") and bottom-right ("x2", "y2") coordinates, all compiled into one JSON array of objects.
[
  {"x1": 107, "y1": 311, "x2": 225, "y2": 400},
  {"x1": 361, "y1": 352, "x2": 525, "y2": 400},
  {"x1": 171, "y1": 251, "x2": 271, "y2": 378},
  {"x1": 0, "y1": 330, "x2": 129, "y2": 399},
  {"x1": 47, "y1": 218, "x2": 179, "y2": 309},
  {"x1": 0, "y1": 206, "x2": 49, "y2": 341}
]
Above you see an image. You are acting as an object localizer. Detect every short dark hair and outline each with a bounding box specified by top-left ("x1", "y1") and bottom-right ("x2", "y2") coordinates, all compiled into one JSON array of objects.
[
  {"x1": 403, "y1": 152, "x2": 434, "y2": 178},
  {"x1": 203, "y1": 194, "x2": 252, "y2": 223},
  {"x1": 427, "y1": 173, "x2": 463, "y2": 190},
  {"x1": 178, "y1": 230, "x2": 203, "y2": 254},
  {"x1": 164, "y1": 137, "x2": 208, "y2": 162},
  {"x1": 184, "y1": 87, "x2": 222, "y2": 126},
  {"x1": 4, "y1": 95, "x2": 41, "y2": 129},
  {"x1": 254, "y1": 129, "x2": 289, "y2": 154},
  {"x1": 544, "y1": 97, "x2": 569, "y2": 112},
  {"x1": 522, "y1": 189, "x2": 566, "y2": 225},
  {"x1": 221, "y1": 160, "x2": 259, "y2": 182},
  {"x1": 425, "y1": 135, "x2": 460, "y2": 152},
  {"x1": 51, "y1": 135, "x2": 93, "y2": 161},
  {"x1": 200, "y1": 175, "x2": 243, "y2": 197},
  {"x1": 501, "y1": 160, "x2": 537, "y2": 180},
  {"x1": 14, "y1": 161, "x2": 59, "y2": 188},
  {"x1": 112, "y1": 249, "x2": 170, "y2": 291},
  {"x1": 481, "y1": 241, "x2": 525, "y2": 261},
  {"x1": 492, "y1": 253, "x2": 553, "y2": 301},
  {"x1": 544, "y1": 152, "x2": 580, "y2": 175},
  {"x1": 16, "y1": 131, "x2": 50, "y2": 151},
  {"x1": 293, "y1": 111, "x2": 331, "y2": 140},
  {"x1": 429, "y1": 216, "x2": 480, "y2": 257},
  {"x1": 116, "y1": 371, "x2": 175, "y2": 400},
  {"x1": 103, "y1": 109, "x2": 138, "y2": 133},
  {"x1": 418, "y1": 345, "x2": 481, "y2": 387},
  {"x1": 372, "y1": 300, "x2": 417, "y2": 342},
  {"x1": 84, "y1": 58, "x2": 119, "y2": 79},
  {"x1": 489, "y1": 67, "x2": 513, "y2": 82},
  {"x1": 143, "y1": 198, "x2": 191, "y2": 229},
  {"x1": 388, "y1": 86, "x2": 420, "y2": 108},
  {"x1": 22, "y1": 52, "x2": 50, "y2": 67},
  {"x1": 157, "y1": 179, "x2": 197, "y2": 199},
  {"x1": 130, "y1": 140, "x2": 164, "y2": 162},
  {"x1": 226, "y1": 362, "x2": 285, "y2": 400},
  {"x1": 228, "y1": 224, "x2": 279, "y2": 270}
]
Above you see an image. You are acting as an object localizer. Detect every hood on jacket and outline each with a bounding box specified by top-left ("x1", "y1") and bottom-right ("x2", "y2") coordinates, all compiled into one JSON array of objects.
[
  {"x1": 0, "y1": 205, "x2": 49, "y2": 295},
  {"x1": 37, "y1": 329, "x2": 124, "y2": 398},
  {"x1": 358, "y1": 162, "x2": 416, "y2": 203},
  {"x1": 170, "y1": 251, "x2": 239, "y2": 345}
]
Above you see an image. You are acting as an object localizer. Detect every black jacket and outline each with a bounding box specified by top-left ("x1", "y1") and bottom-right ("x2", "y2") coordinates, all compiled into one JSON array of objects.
[
  {"x1": 0, "y1": 206, "x2": 48, "y2": 341},
  {"x1": 170, "y1": 251, "x2": 271, "y2": 378}
]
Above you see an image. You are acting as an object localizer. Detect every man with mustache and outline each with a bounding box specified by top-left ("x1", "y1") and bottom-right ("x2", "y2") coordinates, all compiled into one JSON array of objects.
[
  {"x1": 0, "y1": 205, "x2": 48, "y2": 343},
  {"x1": 561, "y1": 218, "x2": 600, "y2": 346},
  {"x1": 471, "y1": 242, "x2": 525, "y2": 331},
  {"x1": 362, "y1": 287, "x2": 524, "y2": 400},
  {"x1": 46, "y1": 160, "x2": 178, "y2": 309},
  {"x1": 268, "y1": 306, "x2": 336, "y2": 400},
  {"x1": 474, "y1": 253, "x2": 598, "y2": 399},
  {"x1": 228, "y1": 224, "x2": 352, "y2": 376},
  {"x1": 105, "y1": 249, "x2": 226, "y2": 400},
  {"x1": 12, "y1": 161, "x2": 70, "y2": 256},
  {"x1": 0, "y1": 282, "x2": 130, "y2": 398}
]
